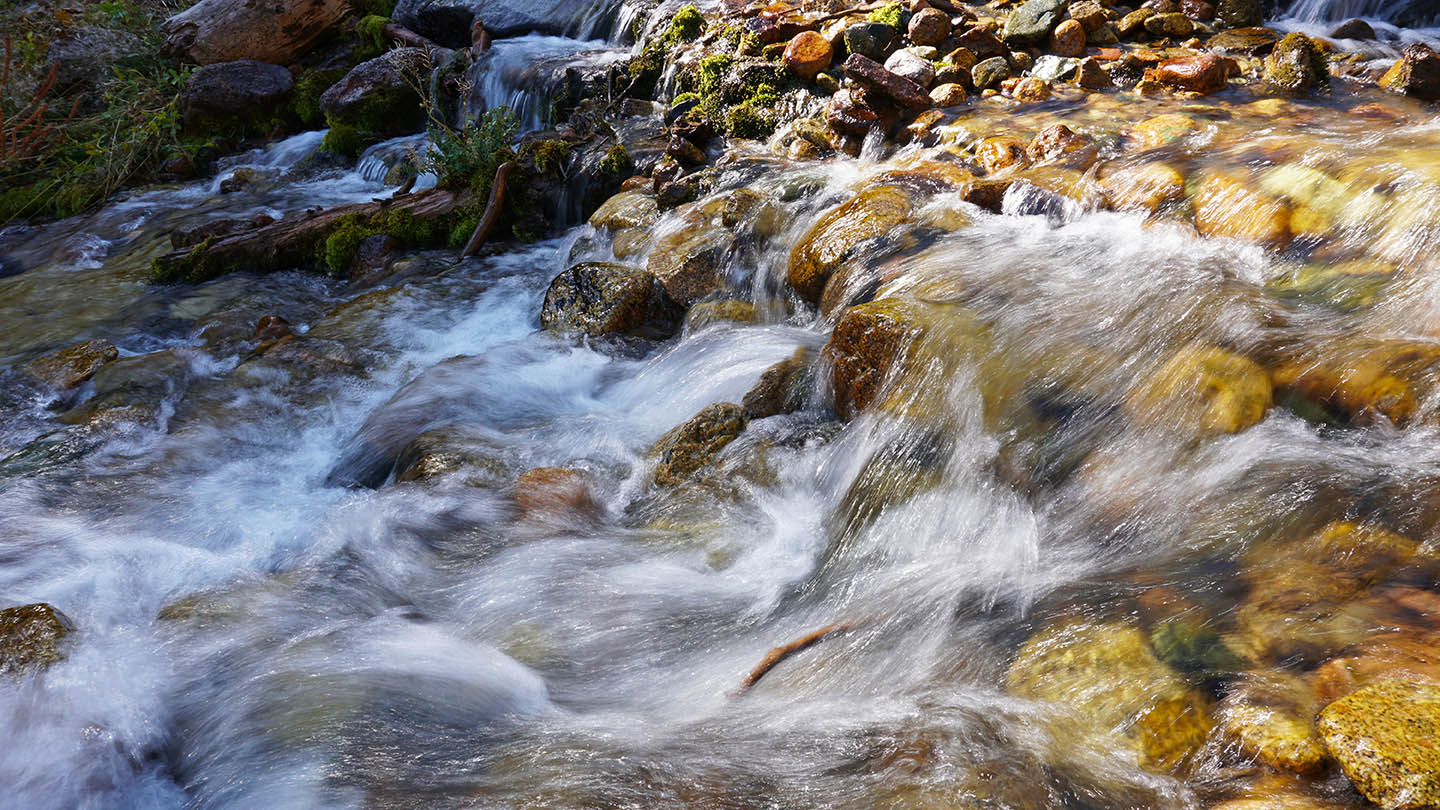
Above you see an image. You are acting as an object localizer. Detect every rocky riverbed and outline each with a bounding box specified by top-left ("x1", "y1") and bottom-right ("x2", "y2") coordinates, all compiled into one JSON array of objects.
[{"x1": 4, "y1": 0, "x2": 1440, "y2": 809}]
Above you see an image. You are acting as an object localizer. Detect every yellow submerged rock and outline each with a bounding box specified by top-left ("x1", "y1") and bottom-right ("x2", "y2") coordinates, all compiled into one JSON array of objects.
[
  {"x1": 1101, "y1": 162, "x2": 1186, "y2": 213},
  {"x1": 1130, "y1": 113, "x2": 1199, "y2": 149},
  {"x1": 1216, "y1": 671, "x2": 1330, "y2": 776},
  {"x1": 1191, "y1": 173, "x2": 1293, "y2": 249},
  {"x1": 1125, "y1": 344, "x2": 1273, "y2": 436}
]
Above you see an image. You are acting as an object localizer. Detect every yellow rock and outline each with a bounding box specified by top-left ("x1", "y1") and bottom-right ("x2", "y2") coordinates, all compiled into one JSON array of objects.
[
  {"x1": 788, "y1": 186, "x2": 915, "y2": 303},
  {"x1": 1125, "y1": 344, "x2": 1273, "y2": 436},
  {"x1": 1101, "y1": 162, "x2": 1186, "y2": 213},
  {"x1": 1216, "y1": 671, "x2": 1330, "y2": 776},
  {"x1": 1318, "y1": 680, "x2": 1440, "y2": 810},
  {"x1": 1131, "y1": 113, "x2": 1199, "y2": 149},
  {"x1": 974, "y1": 135, "x2": 1030, "y2": 173},
  {"x1": 1192, "y1": 173, "x2": 1292, "y2": 248}
]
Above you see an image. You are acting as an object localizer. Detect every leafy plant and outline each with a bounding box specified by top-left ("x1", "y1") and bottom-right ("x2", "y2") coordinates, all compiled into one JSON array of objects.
[{"x1": 1, "y1": 36, "x2": 79, "y2": 170}]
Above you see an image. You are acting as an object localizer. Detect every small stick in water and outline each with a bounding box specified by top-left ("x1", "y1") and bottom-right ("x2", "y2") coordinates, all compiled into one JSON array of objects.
[
  {"x1": 734, "y1": 622, "x2": 857, "y2": 696},
  {"x1": 461, "y1": 161, "x2": 514, "y2": 258}
]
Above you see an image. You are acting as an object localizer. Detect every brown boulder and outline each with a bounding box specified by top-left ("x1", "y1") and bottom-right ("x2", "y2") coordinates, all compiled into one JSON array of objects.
[
  {"x1": 825, "y1": 300, "x2": 920, "y2": 420},
  {"x1": 843, "y1": 54, "x2": 932, "y2": 109},
  {"x1": 0, "y1": 603, "x2": 73, "y2": 676},
  {"x1": 651, "y1": 403, "x2": 747, "y2": 486},
  {"x1": 514, "y1": 467, "x2": 600, "y2": 521},
  {"x1": 24, "y1": 339, "x2": 119, "y2": 391},
  {"x1": 908, "y1": 8, "x2": 952, "y2": 47},
  {"x1": 1379, "y1": 43, "x2": 1440, "y2": 101},
  {"x1": 1049, "y1": 19, "x2": 1087, "y2": 57},
  {"x1": 788, "y1": 186, "x2": 915, "y2": 303}
]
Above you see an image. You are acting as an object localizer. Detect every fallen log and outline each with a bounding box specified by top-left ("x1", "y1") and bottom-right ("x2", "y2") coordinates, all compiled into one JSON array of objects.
[
  {"x1": 461, "y1": 161, "x2": 515, "y2": 257},
  {"x1": 162, "y1": 0, "x2": 351, "y2": 66},
  {"x1": 152, "y1": 188, "x2": 465, "y2": 284},
  {"x1": 734, "y1": 622, "x2": 856, "y2": 695}
]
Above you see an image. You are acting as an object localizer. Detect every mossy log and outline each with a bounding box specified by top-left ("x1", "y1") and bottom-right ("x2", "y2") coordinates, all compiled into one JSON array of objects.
[
  {"x1": 161, "y1": 0, "x2": 351, "y2": 66},
  {"x1": 152, "y1": 188, "x2": 466, "y2": 284}
]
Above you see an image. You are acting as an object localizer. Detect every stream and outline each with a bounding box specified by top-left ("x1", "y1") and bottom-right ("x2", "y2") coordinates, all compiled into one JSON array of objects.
[{"x1": 4, "y1": 1, "x2": 1440, "y2": 809}]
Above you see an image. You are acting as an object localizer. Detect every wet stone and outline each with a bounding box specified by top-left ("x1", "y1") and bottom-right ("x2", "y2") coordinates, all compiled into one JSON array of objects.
[
  {"x1": 652, "y1": 403, "x2": 747, "y2": 487},
  {"x1": 741, "y1": 349, "x2": 812, "y2": 420},
  {"x1": 971, "y1": 56, "x2": 1012, "y2": 90},
  {"x1": 843, "y1": 23, "x2": 897, "y2": 63},
  {"x1": 0, "y1": 603, "x2": 74, "y2": 676},
  {"x1": 1152, "y1": 52, "x2": 1229, "y2": 94},
  {"x1": 907, "y1": 8, "x2": 952, "y2": 47},
  {"x1": 843, "y1": 54, "x2": 931, "y2": 109},
  {"x1": 788, "y1": 185, "x2": 915, "y2": 304},
  {"x1": 23, "y1": 339, "x2": 119, "y2": 391},
  {"x1": 540, "y1": 262, "x2": 682, "y2": 339},
  {"x1": 1004, "y1": 0, "x2": 1067, "y2": 46},
  {"x1": 784, "y1": 30, "x2": 833, "y2": 80},
  {"x1": 1380, "y1": 43, "x2": 1440, "y2": 101},
  {"x1": 1265, "y1": 33, "x2": 1328, "y2": 94}
]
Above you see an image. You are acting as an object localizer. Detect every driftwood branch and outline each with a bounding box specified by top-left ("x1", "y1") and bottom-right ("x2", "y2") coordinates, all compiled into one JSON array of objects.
[
  {"x1": 161, "y1": 0, "x2": 350, "y2": 65},
  {"x1": 734, "y1": 622, "x2": 856, "y2": 695},
  {"x1": 461, "y1": 161, "x2": 515, "y2": 257},
  {"x1": 153, "y1": 188, "x2": 465, "y2": 283}
]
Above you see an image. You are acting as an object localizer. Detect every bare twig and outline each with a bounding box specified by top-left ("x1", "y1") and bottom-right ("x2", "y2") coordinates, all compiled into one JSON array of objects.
[
  {"x1": 733, "y1": 622, "x2": 857, "y2": 695},
  {"x1": 461, "y1": 160, "x2": 514, "y2": 256}
]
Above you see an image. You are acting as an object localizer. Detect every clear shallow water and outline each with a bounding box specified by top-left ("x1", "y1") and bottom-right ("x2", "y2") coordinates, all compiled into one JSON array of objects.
[{"x1": 7, "y1": 4, "x2": 1440, "y2": 810}]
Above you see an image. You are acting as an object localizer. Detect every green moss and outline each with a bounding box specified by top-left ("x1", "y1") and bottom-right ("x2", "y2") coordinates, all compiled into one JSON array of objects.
[
  {"x1": 357, "y1": 15, "x2": 391, "y2": 59},
  {"x1": 320, "y1": 207, "x2": 442, "y2": 274},
  {"x1": 291, "y1": 68, "x2": 347, "y2": 128},
  {"x1": 673, "y1": 92, "x2": 700, "y2": 106},
  {"x1": 322, "y1": 214, "x2": 371, "y2": 274},
  {"x1": 726, "y1": 104, "x2": 775, "y2": 139},
  {"x1": 599, "y1": 144, "x2": 633, "y2": 179},
  {"x1": 661, "y1": 5, "x2": 706, "y2": 48},
  {"x1": 867, "y1": 2, "x2": 905, "y2": 30},
  {"x1": 321, "y1": 123, "x2": 366, "y2": 158},
  {"x1": 697, "y1": 53, "x2": 733, "y2": 97},
  {"x1": 526, "y1": 139, "x2": 573, "y2": 178}
]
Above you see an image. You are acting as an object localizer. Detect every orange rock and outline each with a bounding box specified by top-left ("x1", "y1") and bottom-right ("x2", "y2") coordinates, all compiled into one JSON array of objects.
[
  {"x1": 1130, "y1": 113, "x2": 1199, "y2": 148},
  {"x1": 783, "y1": 30, "x2": 833, "y2": 80},
  {"x1": 975, "y1": 135, "x2": 1029, "y2": 173},
  {"x1": 1025, "y1": 124, "x2": 1098, "y2": 169},
  {"x1": 514, "y1": 467, "x2": 600, "y2": 521},
  {"x1": 1049, "y1": 19, "x2": 1087, "y2": 57},
  {"x1": 1151, "y1": 52, "x2": 1228, "y2": 94}
]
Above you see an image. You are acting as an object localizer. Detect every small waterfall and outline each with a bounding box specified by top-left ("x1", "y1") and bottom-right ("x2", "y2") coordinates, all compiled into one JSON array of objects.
[
  {"x1": 1276, "y1": 0, "x2": 1440, "y2": 26},
  {"x1": 465, "y1": 36, "x2": 627, "y2": 133}
]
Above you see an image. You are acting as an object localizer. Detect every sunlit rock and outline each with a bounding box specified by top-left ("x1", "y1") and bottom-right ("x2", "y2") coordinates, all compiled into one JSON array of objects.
[
  {"x1": 1191, "y1": 173, "x2": 1292, "y2": 248},
  {"x1": 741, "y1": 348, "x2": 812, "y2": 420},
  {"x1": 1216, "y1": 671, "x2": 1330, "y2": 776},
  {"x1": 588, "y1": 191, "x2": 661, "y2": 231},
  {"x1": 824, "y1": 299, "x2": 922, "y2": 420},
  {"x1": 1100, "y1": 162, "x2": 1186, "y2": 213},
  {"x1": 788, "y1": 186, "x2": 915, "y2": 304},
  {"x1": 513, "y1": 467, "x2": 600, "y2": 522},
  {"x1": 646, "y1": 220, "x2": 737, "y2": 306},
  {"x1": 1318, "y1": 680, "x2": 1440, "y2": 810},
  {"x1": 1264, "y1": 33, "x2": 1328, "y2": 94},
  {"x1": 1125, "y1": 344, "x2": 1272, "y2": 436},
  {"x1": 1129, "y1": 113, "x2": 1199, "y2": 149},
  {"x1": 540, "y1": 262, "x2": 683, "y2": 339},
  {"x1": 23, "y1": 338, "x2": 119, "y2": 391}
]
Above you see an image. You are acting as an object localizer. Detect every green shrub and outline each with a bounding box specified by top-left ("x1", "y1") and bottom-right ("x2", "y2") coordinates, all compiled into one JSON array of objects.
[{"x1": 423, "y1": 106, "x2": 520, "y2": 197}]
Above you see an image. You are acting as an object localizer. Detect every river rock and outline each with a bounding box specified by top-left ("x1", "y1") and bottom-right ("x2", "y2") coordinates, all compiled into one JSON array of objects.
[
  {"x1": 1117, "y1": 9, "x2": 1154, "y2": 39},
  {"x1": 0, "y1": 603, "x2": 74, "y2": 676},
  {"x1": 588, "y1": 191, "x2": 660, "y2": 231},
  {"x1": 1125, "y1": 344, "x2": 1271, "y2": 435},
  {"x1": 1379, "y1": 44, "x2": 1440, "y2": 101},
  {"x1": 1214, "y1": 0, "x2": 1262, "y2": 29},
  {"x1": 646, "y1": 223, "x2": 736, "y2": 306},
  {"x1": 971, "y1": 56, "x2": 1012, "y2": 90},
  {"x1": 884, "y1": 49, "x2": 936, "y2": 88},
  {"x1": 652, "y1": 403, "x2": 747, "y2": 486},
  {"x1": 788, "y1": 186, "x2": 915, "y2": 304},
  {"x1": 1049, "y1": 20, "x2": 1087, "y2": 57},
  {"x1": 1330, "y1": 19, "x2": 1376, "y2": 40},
  {"x1": 952, "y1": 26, "x2": 1009, "y2": 61},
  {"x1": 1101, "y1": 162, "x2": 1185, "y2": 212},
  {"x1": 393, "y1": 426, "x2": 510, "y2": 485},
  {"x1": 1032, "y1": 54, "x2": 1080, "y2": 81},
  {"x1": 843, "y1": 54, "x2": 931, "y2": 109},
  {"x1": 1144, "y1": 12, "x2": 1194, "y2": 39},
  {"x1": 1264, "y1": 33, "x2": 1328, "y2": 94},
  {"x1": 1269, "y1": 341, "x2": 1439, "y2": 426},
  {"x1": 1152, "y1": 52, "x2": 1228, "y2": 94},
  {"x1": 23, "y1": 338, "x2": 119, "y2": 391},
  {"x1": 930, "y1": 82, "x2": 968, "y2": 106},
  {"x1": 843, "y1": 22, "x2": 897, "y2": 63},
  {"x1": 1005, "y1": 617, "x2": 1211, "y2": 772},
  {"x1": 1076, "y1": 56, "x2": 1112, "y2": 88},
  {"x1": 825, "y1": 299, "x2": 921, "y2": 420},
  {"x1": 540, "y1": 262, "x2": 683, "y2": 339},
  {"x1": 1207, "y1": 26, "x2": 1281, "y2": 55},
  {"x1": 1004, "y1": 0, "x2": 1068, "y2": 46},
  {"x1": 1131, "y1": 113, "x2": 1199, "y2": 148},
  {"x1": 1217, "y1": 671, "x2": 1330, "y2": 776},
  {"x1": 1318, "y1": 680, "x2": 1440, "y2": 809},
  {"x1": 319, "y1": 48, "x2": 428, "y2": 137},
  {"x1": 180, "y1": 60, "x2": 294, "y2": 133},
  {"x1": 1026, "y1": 124, "x2": 1097, "y2": 169},
  {"x1": 1068, "y1": 1, "x2": 1108, "y2": 33},
  {"x1": 685, "y1": 300, "x2": 757, "y2": 332},
  {"x1": 742, "y1": 349, "x2": 812, "y2": 419},
  {"x1": 974, "y1": 135, "x2": 1028, "y2": 173},
  {"x1": 1192, "y1": 172, "x2": 1292, "y2": 248},
  {"x1": 784, "y1": 31, "x2": 833, "y2": 80},
  {"x1": 908, "y1": 8, "x2": 952, "y2": 47}
]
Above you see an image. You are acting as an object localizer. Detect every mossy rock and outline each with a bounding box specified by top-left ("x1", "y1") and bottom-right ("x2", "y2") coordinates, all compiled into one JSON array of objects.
[
  {"x1": 788, "y1": 186, "x2": 915, "y2": 304},
  {"x1": 1217, "y1": 671, "x2": 1330, "y2": 776},
  {"x1": 1265, "y1": 33, "x2": 1329, "y2": 94},
  {"x1": 588, "y1": 191, "x2": 660, "y2": 231},
  {"x1": 824, "y1": 299, "x2": 923, "y2": 420},
  {"x1": 651, "y1": 402, "x2": 747, "y2": 486},
  {"x1": 0, "y1": 603, "x2": 74, "y2": 676},
  {"x1": 539, "y1": 262, "x2": 683, "y2": 339}
]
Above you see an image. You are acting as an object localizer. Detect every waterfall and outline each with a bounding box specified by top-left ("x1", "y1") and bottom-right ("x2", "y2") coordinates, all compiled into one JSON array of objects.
[{"x1": 1275, "y1": 0, "x2": 1440, "y2": 26}]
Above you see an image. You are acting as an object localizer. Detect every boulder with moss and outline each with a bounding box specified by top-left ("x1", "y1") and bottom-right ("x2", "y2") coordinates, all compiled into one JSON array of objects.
[
  {"x1": 319, "y1": 48, "x2": 430, "y2": 148},
  {"x1": 540, "y1": 262, "x2": 683, "y2": 339},
  {"x1": 1318, "y1": 680, "x2": 1440, "y2": 809},
  {"x1": 652, "y1": 403, "x2": 748, "y2": 486},
  {"x1": 0, "y1": 603, "x2": 74, "y2": 676}
]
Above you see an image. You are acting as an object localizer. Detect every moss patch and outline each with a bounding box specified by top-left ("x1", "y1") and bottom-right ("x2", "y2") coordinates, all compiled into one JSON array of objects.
[{"x1": 867, "y1": 2, "x2": 905, "y2": 30}]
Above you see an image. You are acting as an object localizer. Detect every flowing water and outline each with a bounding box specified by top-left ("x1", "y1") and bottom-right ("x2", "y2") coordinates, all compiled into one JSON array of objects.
[{"x1": 6, "y1": 3, "x2": 1440, "y2": 810}]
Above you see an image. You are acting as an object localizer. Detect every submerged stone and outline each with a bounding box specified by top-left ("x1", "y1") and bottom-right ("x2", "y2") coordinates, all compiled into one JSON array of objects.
[
  {"x1": 788, "y1": 186, "x2": 915, "y2": 304},
  {"x1": 1125, "y1": 344, "x2": 1272, "y2": 436},
  {"x1": 23, "y1": 339, "x2": 119, "y2": 391},
  {"x1": 824, "y1": 300, "x2": 921, "y2": 420}
]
